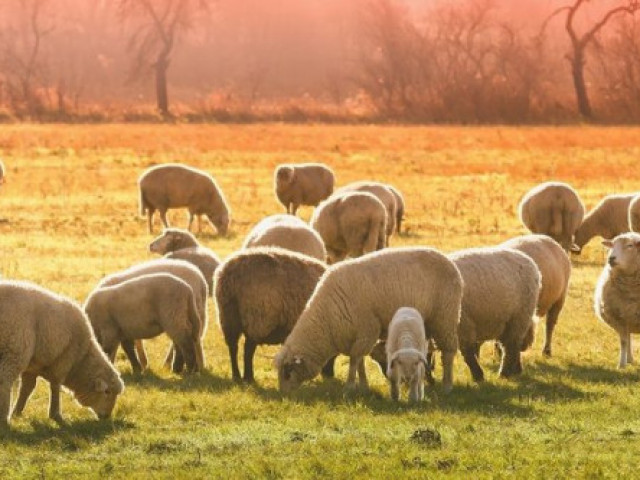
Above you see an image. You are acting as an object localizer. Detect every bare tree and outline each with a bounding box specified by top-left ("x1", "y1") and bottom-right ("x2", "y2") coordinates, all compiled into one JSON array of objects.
[{"x1": 117, "y1": 0, "x2": 210, "y2": 117}]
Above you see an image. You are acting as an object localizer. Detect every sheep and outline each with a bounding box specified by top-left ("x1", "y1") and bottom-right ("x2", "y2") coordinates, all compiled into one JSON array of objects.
[
  {"x1": 242, "y1": 214, "x2": 326, "y2": 261},
  {"x1": 138, "y1": 163, "x2": 230, "y2": 235},
  {"x1": 149, "y1": 227, "x2": 221, "y2": 295},
  {"x1": 385, "y1": 307, "x2": 428, "y2": 403},
  {"x1": 0, "y1": 280, "x2": 124, "y2": 428},
  {"x1": 0, "y1": 159, "x2": 4, "y2": 186},
  {"x1": 275, "y1": 247, "x2": 463, "y2": 394},
  {"x1": 387, "y1": 184, "x2": 405, "y2": 234},
  {"x1": 518, "y1": 181, "x2": 585, "y2": 252},
  {"x1": 214, "y1": 247, "x2": 327, "y2": 383},
  {"x1": 335, "y1": 181, "x2": 398, "y2": 244},
  {"x1": 274, "y1": 163, "x2": 335, "y2": 215},
  {"x1": 594, "y1": 233, "x2": 640, "y2": 368},
  {"x1": 84, "y1": 273, "x2": 204, "y2": 374},
  {"x1": 574, "y1": 193, "x2": 636, "y2": 253},
  {"x1": 98, "y1": 258, "x2": 208, "y2": 373},
  {"x1": 500, "y1": 235, "x2": 571, "y2": 357},
  {"x1": 628, "y1": 194, "x2": 640, "y2": 233},
  {"x1": 310, "y1": 191, "x2": 387, "y2": 264},
  {"x1": 449, "y1": 247, "x2": 540, "y2": 381}
]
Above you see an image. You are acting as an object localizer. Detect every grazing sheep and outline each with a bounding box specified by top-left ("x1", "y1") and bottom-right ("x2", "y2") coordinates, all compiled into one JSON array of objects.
[
  {"x1": 214, "y1": 247, "x2": 326, "y2": 383},
  {"x1": 311, "y1": 191, "x2": 387, "y2": 264},
  {"x1": 574, "y1": 193, "x2": 636, "y2": 253},
  {"x1": 594, "y1": 233, "x2": 640, "y2": 368},
  {"x1": 518, "y1": 182, "x2": 585, "y2": 252},
  {"x1": 98, "y1": 258, "x2": 208, "y2": 372},
  {"x1": 449, "y1": 247, "x2": 540, "y2": 381},
  {"x1": 275, "y1": 247, "x2": 463, "y2": 394},
  {"x1": 85, "y1": 273, "x2": 204, "y2": 374},
  {"x1": 335, "y1": 181, "x2": 398, "y2": 244},
  {"x1": 501, "y1": 235, "x2": 571, "y2": 357},
  {"x1": 0, "y1": 280, "x2": 124, "y2": 428},
  {"x1": 628, "y1": 194, "x2": 640, "y2": 233},
  {"x1": 274, "y1": 163, "x2": 335, "y2": 215},
  {"x1": 243, "y1": 214, "x2": 327, "y2": 261},
  {"x1": 387, "y1": 184, "x2": 405, "y2": 234},
  {"x1": 149, "y1": 228, "x2": 221, "y2": 295},
  {"x1": 385, "y1": 307, "x2": 428, "y2": 403},
  {"x1": 138, "y1": 163, "x2": 230, "y2": 235}
]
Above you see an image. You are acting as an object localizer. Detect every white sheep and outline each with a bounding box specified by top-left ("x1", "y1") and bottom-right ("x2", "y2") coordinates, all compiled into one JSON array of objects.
[
  {"x1": 84, "y1": 273, "x2": 204, "y2": 374},
  {"x1": 0, "y1": 280, "x2": 124, "y2": 428},
  {"x1": 243, "y1": 214, "x2": 327, "y2": 261},
  {"x1": 574, "y1": 193, "x2": 636, "y2": 253},
  {"x1": 385, "y1": 307, "x2": 428, "y2": 403},
  {"x1": 449, "y1": 247, "x2": 541, "y2": 381},
  {"x1": 311, "y1": 191, "x2": 387, "y2": 264},
  {"x1": 275, "y1": 247, "x2": 463, "y2": 394},
  {"x1": 518, "y1": 181, "x2": 584, "y2": 252},
  {"x1": 500, "y1": 235, "x2": 571, "y2": 357},
  {"x1": 594, "y1": 233, "x2": 640, "y2": 368},
  {"x1": 274, "y1": 163, "x2": 335, "y2": 215},
  {"x1": 628, "y1": 194, "x2": 640, "y2": 233}
]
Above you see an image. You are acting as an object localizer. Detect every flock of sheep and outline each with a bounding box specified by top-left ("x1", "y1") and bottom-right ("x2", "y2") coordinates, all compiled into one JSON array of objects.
[{"x1": 1, "y1": 158, "x2": 640, "y2": 430}]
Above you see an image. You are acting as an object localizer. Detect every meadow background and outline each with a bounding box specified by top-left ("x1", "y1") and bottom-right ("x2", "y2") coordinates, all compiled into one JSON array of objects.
[{"x1": 0, "y1": 124, "x2": 640, "y2": 477}]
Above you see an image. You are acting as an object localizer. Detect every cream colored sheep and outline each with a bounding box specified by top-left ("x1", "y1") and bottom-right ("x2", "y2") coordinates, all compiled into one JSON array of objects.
[
  {"x1": 275, "y1": 247, "x2": 463, "y2": 394},
  {"x1": 335, "y1": 181, "x2": 397, "y2": 244},
  {"x1": 385, "y1": 307, "x2": 428, "y2": 403},
  {"x1": 98, "y1": 258, "x2": 208, "y2": 373},
  {"x1": 449, "y1": 247, "x2": 540, "y2": 381},
  {"x1": 518, "y1": 182, "x2": 584, "y2": 252},
  {"x1": 628, "y1": 194, "x2": 640, "y2": 233},
  {"x1": 387, "y1": 184, "x2": 405, "y2": 234},
  {"x1": 85, "y1": 273, "x2": 204, "y2": 374},
  {"x1": 274, "y1": 163, "x2": 335, "y2": 215},
  {"x1": 501, "y1": 235, "x2": 571, "y2": 357},
  {"x1": 0, "y1": 280, "x2": 124, "y2": 428},
  {"x1": 243, "y1": 215, "x2": 326, "y2": 261},
  {"x1": 311, "y1": 191, "x2": 387, "y2": 264},
  {"x1": 574, "y1": 193, "x2": 636, "y2": 253},
  {"x1": 595, "y1": 233, "x2": 640, "y2": 368},
  {"x1": 149, "y1": 228, "x2": 221, "y2": 295},
  {"x1": 214, "y1": 247, "x2": 326, "y2": 382},
  {"x1": 138, "y1": 163, "x2": 230, "y2": 235}
]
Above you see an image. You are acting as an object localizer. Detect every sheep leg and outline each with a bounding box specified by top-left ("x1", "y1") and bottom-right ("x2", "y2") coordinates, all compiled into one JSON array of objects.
[
  {"x1": 291, "y1": 203, "x2": 300, "y2": 216},
  {"x1": 171, "y1": 346, "x2": 186, "y2": 374},
  {"x1": 389, "y1": 377, "x2": 400, "y2": 401},
  {"x1": 321, "y1": 356, "x2": 336, "y2": 378},
  {"x1": 345, "y1": 356, "x2": 361, "y2": 392},
  {"x1": 242, "y1": 338, "x2": 257, "y2": 383},
  {"x1": 12, "y1": 372, "x2": 37, "y2": 417},
  {"x1": 224, "y1": 329, "x2": 242, "y2": 381},
  {"x1": 440, "y1": 350, "x2": 456, "y2": 394},
  {"x1": 134, "y1": 340, "x2": 149, "y2": 371},
  {"x1": 499, "y1": 343, "x2": 522, "y2": 378},
  {"x1": 197, "y1": 215, "x2": 203, "y2": 234},
  {"x1": 187, "y1": 213, "x2": 195, "y2": 232},
  {"x1": 48, "y1": 382, "x2": 66, "y2": 425},
  {"x1": 627, "y1": 333, "x2": 634, "y2": 365},
  {"x1": 619, "y1": 332, "x2": 629, "y2": 369},
  {"x1": 543, "y1": 300, "x2": 563, "y2": 357},
  {"x1": 409, "y1": 375, "x2": 424, "y2": 403},
  {"x1": 172, "y1": 335, "x2": 196, "y2": 374},
  {"x1": 424, "y1": 340, "x2": 436, "y2": 386},
  {"x1": 159, "y1": 209, "x2": 170, "y2": 229},
  {"x1": 357, "y1": 358, "x2": 369, "y2": 391},
  {"x1": 121, "y1": 340, "x2": 143, "y2": 375},
  {"x1": 0, "y1": 379, "x2": 15, "y2": 429},
  {"x1": 147, "y1": 208, "x2": 156, "y2": 234},
  {"x1": 462, "y1": 346, "x2": 484, "y2": 382}
]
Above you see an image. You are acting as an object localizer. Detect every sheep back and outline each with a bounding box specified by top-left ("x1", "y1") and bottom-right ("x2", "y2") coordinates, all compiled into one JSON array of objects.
[
  {"x1": 274, "y1": 163, "x2": 335, "y2": 213},
  {"x1": 575, "y1": 194, "x2": 635, "y2": 252}
]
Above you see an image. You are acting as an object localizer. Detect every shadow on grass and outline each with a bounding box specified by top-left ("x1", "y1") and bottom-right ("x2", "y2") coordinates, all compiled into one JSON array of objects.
[
  {"x1": 121, "y1": 368, "x2": 236, "y2": 393},
  {"x1": 530, "y1": 360, "x2": 640, "y2": 385}
]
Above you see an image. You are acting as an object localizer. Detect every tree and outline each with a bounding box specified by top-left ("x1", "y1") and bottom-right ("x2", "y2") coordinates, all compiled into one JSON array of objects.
[{"x1": 117, "y1": 0, "x2": 210, "y2": 118}]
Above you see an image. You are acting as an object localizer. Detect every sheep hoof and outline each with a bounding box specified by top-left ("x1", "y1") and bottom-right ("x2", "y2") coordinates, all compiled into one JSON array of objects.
[
  {"x1": 50, "y1": 414, "x2": 67, "y2": 426},
  {"x1": 542, "y1": 348, "x2": 552, "y2": 358}
]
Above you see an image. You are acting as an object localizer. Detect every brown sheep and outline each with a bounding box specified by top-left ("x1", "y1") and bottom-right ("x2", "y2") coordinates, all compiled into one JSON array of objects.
[
  {"x1": 274, "y1": 163, "x2": 335, "y2": 215},
  {"x1": 214, "y1": 247, "x2": 326, "y2": 383},
  {"x1": 310, "y1": 191, "x2": 387, "y2": 264},
  {"x1": 138, "y1": 163, "x2": 230, "y2": 235},
  {"x1": 574, "y1": 193, "x2": 636, "y2": 253},
  {"x1": 518, "y1": 182, "x2": 584, "y2": 252}
]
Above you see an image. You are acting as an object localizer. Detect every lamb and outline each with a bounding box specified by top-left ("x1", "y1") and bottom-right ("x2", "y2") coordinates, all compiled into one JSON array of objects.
[
  {"x1": 518, "y1": 181, "x2": 585, "y2": 252},
  {"x1": 138, "y1": 163, "x2": 230, "y2": 235},
  {"x1": 214, "y1": 247, "x2": 326, "y2": 383},
  {"x1": 275, "y1": 247, "x2": 463, "y2": 394},
  {"x1": 242, "y1": 214, "x2": 326, "y2": 261},
  {"x1": 449, "y1": 247, "x2": 541, "y2": 381},
  {"x1": 149, "y1": 228, "x2": 221, "y2": 295},
  {"x1": 594, "y1": 233, "x2": 640, "y2": 368},
  {"x1": 500, "y1": 235, "x2": 571, "y2": 357},
  {"x1": 387, "y1": 184, "x2": 405, "y2": 234},
  {"x1": 335, "y1": 181, "x2": 398, "y2": 244},
  {"x1": 274, "y1": 163, "x2": 335, "y2": 215},
  {"x1": 84, "y1": 273, "x2": 204, "y2": 374},
  {"x1": 97, "y1": 258, "x2": 208, "y2": 373},
  {"x1": 0, "y1": 280, "x2": 124, "y2": 428},
  {"x1": 310, "y1": 191, "x2": 387, "y2": 264},
  {"x1": 385, "y1": 307, "x2": 428, "y2": 403},
  {"x1": 574, "y1": 193, "x2": 636, "y2": 253},
  {"x1": 628, "y1": 194, "x2": 640, "y2": 233}
]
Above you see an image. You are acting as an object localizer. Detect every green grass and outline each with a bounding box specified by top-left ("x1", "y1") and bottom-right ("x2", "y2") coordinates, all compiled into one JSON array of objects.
[{"x1": 0, "y1": 124, "x2": 639, "y2": 478}]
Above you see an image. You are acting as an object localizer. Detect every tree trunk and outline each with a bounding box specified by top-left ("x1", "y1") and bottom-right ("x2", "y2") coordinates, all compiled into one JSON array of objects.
[
  {"x1": 571, "y1": 48, "x2": 592, "y2": 119},
  {"x1": 155, "y1": 55, "x2": 170, "y2": 118}
]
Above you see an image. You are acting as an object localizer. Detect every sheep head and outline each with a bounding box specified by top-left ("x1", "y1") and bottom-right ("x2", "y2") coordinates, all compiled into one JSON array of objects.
[
  {"x1": 208, "y1": 211, "x2": 230, "y2": 236},
  {"x1": 386, "y1": 349, "x2": 428, "y2": 384},
  {"x1": 150, "y1": 228, "x2": 197, "y2": 254},
  {"x1": 274, "y1": 346, "x2": 316, "y2": 394},
  {"x1": 74, "y1": 376, "x2": 124, "y2": 420},
  {"x1": 603, "y1": 233, "x2": 640, "y2": 275},
  {"x1": 275, "y1": 166, "x2": 294, "y2": 189}
]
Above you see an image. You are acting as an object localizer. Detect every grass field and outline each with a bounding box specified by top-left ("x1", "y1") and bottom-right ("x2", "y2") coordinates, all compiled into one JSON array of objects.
[{"x1": 1, "y1": 124, "x2": 640, "y2": 478}]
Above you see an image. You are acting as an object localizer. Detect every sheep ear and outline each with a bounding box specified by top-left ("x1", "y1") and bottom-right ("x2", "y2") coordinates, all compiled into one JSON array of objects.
[
  {"x1": 94, "y1": 378, "x2": 108, "y2": 393},
  {"x1": 602, "y1": 239, "x2": 613, "y2": 249}
]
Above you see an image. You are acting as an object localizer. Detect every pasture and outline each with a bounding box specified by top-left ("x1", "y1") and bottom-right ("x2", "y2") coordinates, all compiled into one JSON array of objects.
[{"x1": 0, "y1": 124, "x2": 639, "y2": 478}]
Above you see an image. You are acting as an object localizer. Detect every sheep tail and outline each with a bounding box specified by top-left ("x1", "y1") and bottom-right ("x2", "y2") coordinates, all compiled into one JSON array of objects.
[
  {"x1": 550, "y1": 206, "x2": 563, "y2": 237},
  {"x1": 187, "y1": 292, "x2": 206, "y2": 371}
]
